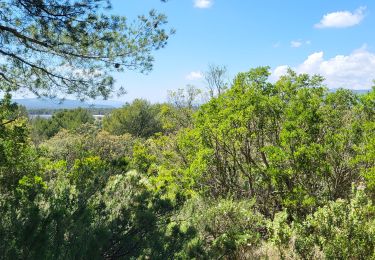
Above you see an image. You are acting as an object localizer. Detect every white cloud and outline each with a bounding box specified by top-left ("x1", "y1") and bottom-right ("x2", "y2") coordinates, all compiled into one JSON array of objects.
[
  {"x1": 194, "y1": 0, "x2": 213, "y2": 8},
  {"x1": 291, "y1": 41, "x2": 303, "y2": 48},
  {"x1": 315, "y1": 6, "x2": 366, "y2": 28},
  {"x1": 186, "y1": 71, "x2": 203, "y2": 80},
  {"x1": 272, "y1": 65, "x2": 289, "y2": 80},
  {"x1": 290, "y1": 40, "x2": 312, "y2": 48},
  {"x1": 272, "y1": 46, "x2": 375, "y2": 89}
]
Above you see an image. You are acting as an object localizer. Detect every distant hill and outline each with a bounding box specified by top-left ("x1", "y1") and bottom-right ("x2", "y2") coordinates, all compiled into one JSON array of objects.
[
  {"x1": 329, "y1": 89, "x2": 371, "y2": 95},
  {"x1": 14, "y1": 98, "x2": 123, "y2": 109}
]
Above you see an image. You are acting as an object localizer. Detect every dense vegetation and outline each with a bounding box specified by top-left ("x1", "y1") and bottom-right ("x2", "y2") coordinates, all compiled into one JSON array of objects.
[
  {"x1": 30, "y1": 108, "x2": 95, "y2": 142},
  {"x1": 1, "y1": 68, "x2": 374, "y2": 259},
  {"x1": 1, "y1": 0, "x2": 374, "y2": 259}
]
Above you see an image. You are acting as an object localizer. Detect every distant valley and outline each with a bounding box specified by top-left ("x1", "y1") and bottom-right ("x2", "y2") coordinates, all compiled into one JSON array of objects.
[{"x1": 14, "y1": 98, "x2": 123, "y2": 110}]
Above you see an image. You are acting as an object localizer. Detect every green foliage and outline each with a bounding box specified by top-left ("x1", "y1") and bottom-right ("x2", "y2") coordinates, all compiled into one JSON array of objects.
[
  {"x1": 178, "y1": 197, "x2": 266, "y2": 259},
  {"x1": 103, "y1": 99, "x2": 163, "y2": 138},
  {"x1": 354, "y1": 87, "x2": 375, "y2": 199},
  {"x1": 51, "y1": 108, "x2": 94, "y2": 131},
  {"x1": 268, "y1": 210, "x2": 292, "y2": 251},
  {"x1": 0, "y1": 95, "x2": 48, "y2": 259},
  {"x1": 160, "y1": 85, "x2": 202, "y2": 132},
  {"x1": 89, "y1": 170, "x2": 195, "y2": 259},
  {"x1": 0, "y1": 94, "x2": 40, "y2": 193},
  {"x1": 130, "y1": 129, "x2": 205, "y2": 201},
  {"x1": 31, "y1": 108, "x2": 94, "y2": 141},
  {"x1": 1, "y1": 154, "x2": 195, "y2": 258},
  {"x1": 284, "y1": 188, "x2": 375, "y2": 259},
  {"x1": 41, "y1": 128, "x2": 134, "y2": 170},
  {"x1": 189, "y1": 67, "x2": 371, "y2": 218},
  {"x1": 0, "y1": 0, "x2": 173, "y2": 99},
  {"x1": 1, "y1": 69, "x2": 375, "y2": 259},
  {"x1": 132, "y1": 139, "x2": 158, "y2": 173}
]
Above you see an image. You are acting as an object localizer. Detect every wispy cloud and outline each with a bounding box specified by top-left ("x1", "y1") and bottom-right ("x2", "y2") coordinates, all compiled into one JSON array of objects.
[
  {"x1": 194, "y1": 0, "x2": 213, "y2": 9},
  {"x1": 186, "y1": 71, "x2": 203, "y2": 80},
  {"x1": 291, "y1": 41, "x2": 302, "y2": 48},
  {"x1": 290, "y1": 40, "x2": 311, "y2": 48},
  {"x1": 315, "y1": 6, "x2": 366, "y2": 28},
  {"x1": 272, "y1": 45, "x2": 375, "y2": 90}
]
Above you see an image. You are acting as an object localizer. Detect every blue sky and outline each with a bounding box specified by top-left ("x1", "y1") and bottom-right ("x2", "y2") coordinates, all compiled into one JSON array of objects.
[
  {"x1": 12, "y1": 0, "x2": 373, "y2": 104},
  {"x1": 106, "y1": 0, "x2": 375, "y2": 102}
]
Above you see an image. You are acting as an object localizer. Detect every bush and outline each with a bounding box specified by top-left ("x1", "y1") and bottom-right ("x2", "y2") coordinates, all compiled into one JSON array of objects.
[
  {"x1": 270, "y1": 187, "x2": 375, "y2": 259},
  {"x1": 179, "y1": 197, "x2": 267, "y2": 259}
]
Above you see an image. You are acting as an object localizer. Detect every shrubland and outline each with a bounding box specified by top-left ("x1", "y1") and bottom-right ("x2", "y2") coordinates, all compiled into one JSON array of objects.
[{"x1": 1, "y1": 68, "x2": 374, "y2": 259}]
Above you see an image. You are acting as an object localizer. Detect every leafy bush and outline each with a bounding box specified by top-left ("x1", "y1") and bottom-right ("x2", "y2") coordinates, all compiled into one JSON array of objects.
[
  {"x1": 179, "y1": 197, "x2": 267, "y2": 259},
  {"x1": 103, "y1": 99, "x2": 163, "y2": 138},
  {"x1": 270, "y1": 188, "x2": 375, "y2": 259}
]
